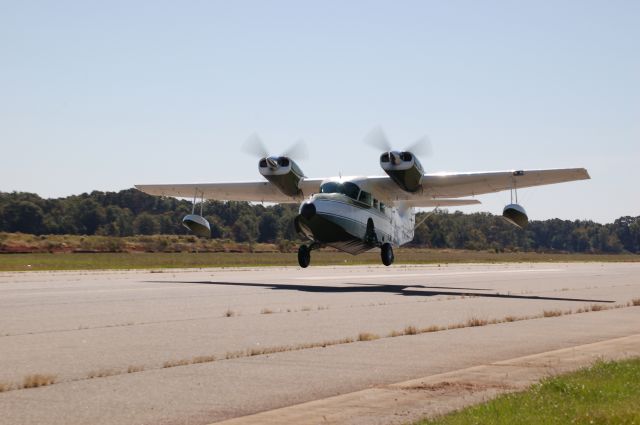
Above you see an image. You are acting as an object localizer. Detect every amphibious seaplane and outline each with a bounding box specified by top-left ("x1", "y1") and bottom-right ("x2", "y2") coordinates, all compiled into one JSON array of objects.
[{"x1": 136, "y1": 130, "x2": 590, "y2": 268}]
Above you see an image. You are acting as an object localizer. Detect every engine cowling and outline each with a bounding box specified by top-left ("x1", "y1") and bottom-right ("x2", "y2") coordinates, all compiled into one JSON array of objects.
[
  {"x1": 259, "y1": 156, "x2": 305, "y2": 197},
  {"x1": 380, "y1": 151, "x2": 424, "y2": 192}
]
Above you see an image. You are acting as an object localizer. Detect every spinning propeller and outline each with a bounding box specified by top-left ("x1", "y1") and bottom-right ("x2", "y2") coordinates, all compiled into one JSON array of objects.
[
  {"x1": 242, "y1": 133, "x2": 308, "y2": 169},
  {"x1": 364, "y1": 127, "x2": 433, "y2": 162}
]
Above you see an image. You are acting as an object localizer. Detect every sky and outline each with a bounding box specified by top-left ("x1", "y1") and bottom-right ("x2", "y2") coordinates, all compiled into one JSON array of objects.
[{"x1": 1, "y1": 0, "x2": 638, "y2": 223}]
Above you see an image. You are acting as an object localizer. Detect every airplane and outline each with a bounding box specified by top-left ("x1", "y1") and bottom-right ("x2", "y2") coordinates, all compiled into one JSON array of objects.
[{"x1": 135, "y1": 131, "x2": 590, "y2": 268}]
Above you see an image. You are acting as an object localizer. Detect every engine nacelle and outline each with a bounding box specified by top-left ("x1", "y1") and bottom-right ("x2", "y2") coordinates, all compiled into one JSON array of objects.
[
  {"x1": 502, "y1": 204, "x2": 528, "y2": 228},
  {"x1": 259, "y1": 156, "x2": 305, "y2": 197},
  {"x1": 182, "y1": 214, "x2": 211, "y2": 238},
  {"x1": 380, "y1": 151, "x2": 425, "y2": 193}
]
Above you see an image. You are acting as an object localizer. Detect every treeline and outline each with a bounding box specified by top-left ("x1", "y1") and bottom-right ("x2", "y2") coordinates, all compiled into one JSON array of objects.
[{"x1": 0, "y1": 190, "x2": 638, "y2": 254}]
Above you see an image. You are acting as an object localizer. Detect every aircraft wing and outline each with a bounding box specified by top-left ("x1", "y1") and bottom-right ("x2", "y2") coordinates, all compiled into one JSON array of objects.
[
  {"x1": 366, "y1": 168, "x2": 590, "y2": 203},
  {"x1": 135, "y1": 178, "x2": 325, "y2": 203}
]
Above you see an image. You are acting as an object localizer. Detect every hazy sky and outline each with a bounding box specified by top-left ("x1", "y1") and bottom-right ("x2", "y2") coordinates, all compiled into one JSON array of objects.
[{"x1": 1, "y1": 1, "x2": 638, "y2": 223}]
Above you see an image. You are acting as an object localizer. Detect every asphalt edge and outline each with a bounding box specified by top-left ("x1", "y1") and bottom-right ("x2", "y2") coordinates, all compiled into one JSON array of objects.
[{"x1": 213, "y1": 334, "x2": 640, "y2": 425}]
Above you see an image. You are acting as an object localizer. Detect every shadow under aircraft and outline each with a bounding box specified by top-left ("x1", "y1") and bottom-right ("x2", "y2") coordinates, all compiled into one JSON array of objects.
[{"x1": 147, "y1": 280, "x2": 614, "y2": 303}]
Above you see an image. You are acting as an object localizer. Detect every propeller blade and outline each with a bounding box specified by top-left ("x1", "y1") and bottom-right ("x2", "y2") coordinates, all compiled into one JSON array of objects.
[
  {"x1": 283, "y1": 139, "x2": 309, "y2": 160},
  {"x1": 242, "y1": 133, "x2": 269, "y2": 158},
  {"x1": 406, "y1": 135, "x2": 433, "y2": 157},
  {"x1": 364, "y1": 126, "x2": 392, "y2": 152}
]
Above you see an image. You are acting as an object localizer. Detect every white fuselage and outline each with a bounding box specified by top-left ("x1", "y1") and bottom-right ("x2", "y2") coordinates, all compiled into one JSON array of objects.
[{"x1": 294, "y1": 178, "x2": 415, "y2": 254}]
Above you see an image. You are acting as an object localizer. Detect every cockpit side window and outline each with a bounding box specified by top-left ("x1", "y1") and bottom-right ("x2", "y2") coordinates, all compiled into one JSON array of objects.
[
  {"x1": 341, "y1": 182, "x2": 360, "y2": 200},
  {"x1": 358, "y1": 190, "x2": 372, "y2": 206}
]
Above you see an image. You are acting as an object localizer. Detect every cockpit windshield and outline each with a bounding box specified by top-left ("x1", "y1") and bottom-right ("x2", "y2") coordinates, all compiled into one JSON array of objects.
[{"x1": 320, "y1": 181, "x2": 361, "y2": 200}]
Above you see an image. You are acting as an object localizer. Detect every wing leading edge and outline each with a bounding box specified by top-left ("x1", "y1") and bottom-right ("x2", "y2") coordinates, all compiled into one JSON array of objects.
[
  {"x1": 136, "y1": 168, "x2": 589, "y2": 206},
  {"x1": 363, "y1": 168, "x2": 589, "y2": 205},
  {"x1": 135, "y1": 178, "x2": 325, "y2": 203}
]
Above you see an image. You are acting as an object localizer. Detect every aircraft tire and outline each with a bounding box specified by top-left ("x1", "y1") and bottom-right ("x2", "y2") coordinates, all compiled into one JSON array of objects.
[
  {"x1": 298, "y1": 245, "x2": 311, "y2": 268},
  {"x1": 381, "y1": 243, "x2": 394, "y2": 266}
]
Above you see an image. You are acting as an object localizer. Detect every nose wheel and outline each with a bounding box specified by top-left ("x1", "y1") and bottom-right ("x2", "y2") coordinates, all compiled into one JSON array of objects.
[
  {"x1": 297, "y1": 244, "x2": 311, "y2": 268},
  {"x1": 381, "y1": 243, "x2": 394, "y2": 266}
]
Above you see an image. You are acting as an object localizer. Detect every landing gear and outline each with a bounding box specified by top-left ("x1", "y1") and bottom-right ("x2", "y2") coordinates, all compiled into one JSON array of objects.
[
  {"x1": 297, "y1": 244, "x2": 311, "y2": 268},
  {"x1": 381, "y1": 243, "x2": 394, "y2": 266}
]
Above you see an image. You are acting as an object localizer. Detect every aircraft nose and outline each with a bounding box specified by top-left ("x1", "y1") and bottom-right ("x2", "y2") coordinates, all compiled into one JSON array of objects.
[{"x1": 300, "y1": 202, "x2": 316, "y2": 219}]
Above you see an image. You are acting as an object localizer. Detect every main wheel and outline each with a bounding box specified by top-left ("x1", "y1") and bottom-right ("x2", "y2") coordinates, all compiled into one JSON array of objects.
[
  {"x1": 381, "y1": 243, "x2": 394, "y2": 266},
  {"x1": 297, "y1": 245, "x2": 311, "y2": 268}
]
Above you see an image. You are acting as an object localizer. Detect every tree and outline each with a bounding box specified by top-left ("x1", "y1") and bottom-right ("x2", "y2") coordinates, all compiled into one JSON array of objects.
[
  {"x1": 258, "y1": 213, "x2": 279, "y2": 243},
  {"x1": 133, "y1": 213, "x2": 159, "y2": 235},
  {"x1": 232, "y1": 214, "x2": 258, "y2": 243},
  {"x1": 0, "y1": 201, "x2": 45, "y2": 234}
]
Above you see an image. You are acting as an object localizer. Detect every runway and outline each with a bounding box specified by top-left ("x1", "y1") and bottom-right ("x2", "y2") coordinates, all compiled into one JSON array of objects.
[{"x1": 0, "y1": 262, "x2": 639, "y2": 424}]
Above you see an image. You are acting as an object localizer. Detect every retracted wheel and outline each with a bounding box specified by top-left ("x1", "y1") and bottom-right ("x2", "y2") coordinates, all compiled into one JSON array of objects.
[
  {"x1": 298, "y1": 245, "x2": 311, "y2": 268},
  {"x1": 381, "y1": 243, "x2": 394, "y2": 266}
]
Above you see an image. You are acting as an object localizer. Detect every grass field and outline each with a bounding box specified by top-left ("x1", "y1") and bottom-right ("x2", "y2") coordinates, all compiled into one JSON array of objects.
[
  {"x1": 0, "y1": 249, "x2": 638, "y2": 271},
  {"x1": 417, "y1": 358, "x2": 640, "y2": 425}
]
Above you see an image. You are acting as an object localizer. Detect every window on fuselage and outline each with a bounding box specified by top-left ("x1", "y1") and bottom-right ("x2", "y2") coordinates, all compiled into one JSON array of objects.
[
  {"x1": 319, "y1": 181, "x2": 361, "y2": 200},
  {"x1": 358, "y1": 190, "x2": 372, "y2": 206}
]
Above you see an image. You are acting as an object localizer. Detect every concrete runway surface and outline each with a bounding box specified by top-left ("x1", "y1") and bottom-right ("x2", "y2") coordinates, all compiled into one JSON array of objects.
[{"x1": 0, "y1": 262, "x2": 639, "y2": 425}]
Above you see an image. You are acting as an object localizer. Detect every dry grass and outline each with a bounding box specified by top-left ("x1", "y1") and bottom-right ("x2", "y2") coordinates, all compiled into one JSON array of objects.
[
  {"x1": 466, "y1": 317, "x2": 488, "y2": 327},
  {"x1": 504, "y1": 315, "x2": 518, "y2": 322},
  {"x1": 590, "y1": 304, "x2": 606, "y2": 311},
  {"x1": 22, "y1": 374, "x2": 56, "y2": 389},
  {"x1": 191, "y1": 355, "x2": 216, "y2": 364},
  {"x1": 543, "y1": 309, "x2": 563, "y2": 317},
  {"x1": 260, "y1": 308, "x2": 274, "y2": 314},
  {"x1": 404, "y1": 325, "x2": 418, "y2": 335},
  {"x1": 301, "y1": 306, "x2": 312, "y2": 312},
  {"x1": 388, "y1": 330, "x2": 404, "y2": 337},
  {"x1": 127, "y1": 365, "x2": 144, "y2": 373},
  {"x1": 225, "y1": 350, "x2": 244, "y2": 360},
  {"x1": 632, "y1": 298, "x2": 640, "y2": 306},
  {"x1": 358, "y1": 332, "x2": 380, "y2": 341},
  {"x1": 163, "y1": 359, "x2": 190, "y2": 368},
  {"x1": 0, "y1": 382, "x2": 10, "y2": 392},
  {"x1": 223, "y1": 309, "x2": 236, "y2": 317},
  {"x1": 421, "y1": 325, "x2": 442, "y2": 333},
  {"x1": 87, "y1": 369, "x2": 119, "y2": 379},
  {"x1": 447, "y1": 322, "x2": 466, "y2": 330}
]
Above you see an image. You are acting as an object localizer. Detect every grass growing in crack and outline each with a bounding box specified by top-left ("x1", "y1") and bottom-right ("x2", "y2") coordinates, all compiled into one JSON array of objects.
[
  {"x1": 163, "y1": 359, "x2": 190, "y2": 368},
  {"x1": 404, "y1": 325, "x2": 418, "y2": 335},
  {"x1": 633, "y1": 298, "x2": 640, "y2": 306},
  {"x1": 87, "y1": 369, "x2": 119, "y2": 379},
  {"x1": 421, "y1": 325, "x2": 443, "y2": 333},
  {"x1": 191, "y1": 355, "x2": 216, "y2": 364},
  {"x1": 466, "y1": 317, "x2": 489, "y2": 327},
  {"x1": 224, "y1": 309, "x2": 236, "y2": 317},
  {"x1": 260, "y1": 308, "x2": 274, "y2": 314},
  {"x1": 225, "y1": 350, "x2": 244, "y2": 360},
  {"x1": 0, "y1": 382, "x2": 10, "y2": 392},
  {"x1": 543, "y1": 309, "x2": 563, "y2": 317},
  {"x1": 127, "y1": 365, "x2": 144, "y2": 373},
  {"x1": 22, "y1": 374, "x2": 56, "y2": 388},
  {"x1": 358, "y1": 332, "x2": 380, "y2": 341}
]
